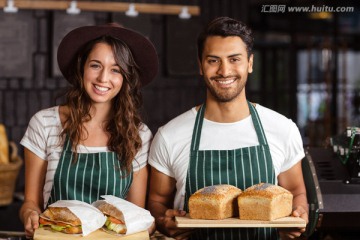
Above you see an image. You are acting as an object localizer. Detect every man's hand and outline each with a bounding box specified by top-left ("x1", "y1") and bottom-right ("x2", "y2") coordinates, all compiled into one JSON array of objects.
[
  {"x1": 148, "y1": 168, "x2": 195, "y2": 239},
  {"x1": 278, "y1": 161, "x2": 309, "y2": 239},
  {"x1": 156, "y1": 209, "x2": 194, "y2": 240},
  {"x1": 279, "y1": 205, "x2": 309, "y2": 239}
]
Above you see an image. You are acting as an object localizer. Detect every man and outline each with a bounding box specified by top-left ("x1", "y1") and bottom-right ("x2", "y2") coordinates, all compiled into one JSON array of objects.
[{"x1": 148, "y1": 16, "x2": 308, "y2": 240}]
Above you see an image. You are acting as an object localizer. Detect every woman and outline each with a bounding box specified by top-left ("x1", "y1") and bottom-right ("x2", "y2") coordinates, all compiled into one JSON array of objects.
[{"x1": 19, "y1": 23, "x2": 158, "y2": 238}]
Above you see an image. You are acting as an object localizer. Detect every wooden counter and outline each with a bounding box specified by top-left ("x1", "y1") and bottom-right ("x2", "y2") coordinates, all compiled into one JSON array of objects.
[{"x1": 34, "y1": 228, "x2": 149, "y2": 240}]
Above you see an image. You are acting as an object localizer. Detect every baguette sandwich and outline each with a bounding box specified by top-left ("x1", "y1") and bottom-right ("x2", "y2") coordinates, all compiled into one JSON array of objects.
[
  {"x1": 96, "y1": 201, "x2": 127, "y2": 234},
  {"x1": 39, "y1": 207, "x2": 82, "y2": 234}
]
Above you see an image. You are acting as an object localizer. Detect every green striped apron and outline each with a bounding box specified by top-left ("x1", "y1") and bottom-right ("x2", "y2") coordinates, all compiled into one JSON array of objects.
[
  {"x1": 184, "y1": 102, "x2": 279, "y2": 240},
  {"x1": 48, "y1": 136, "x2": 133, "y2": 205}
]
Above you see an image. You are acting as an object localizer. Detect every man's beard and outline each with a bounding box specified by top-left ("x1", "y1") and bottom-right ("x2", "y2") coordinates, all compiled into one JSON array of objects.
[{"x1": 206, "y1": 75, "x2": 246, "y2": 102}]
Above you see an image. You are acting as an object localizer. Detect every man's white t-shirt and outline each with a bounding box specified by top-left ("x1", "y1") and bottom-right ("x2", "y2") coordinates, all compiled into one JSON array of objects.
[
  {"x1": 20, "y1": 106, "x2": 152, "y2": 208},
  {"x1": 148, "y1": 104, "x2": 305, "y2": 210}
]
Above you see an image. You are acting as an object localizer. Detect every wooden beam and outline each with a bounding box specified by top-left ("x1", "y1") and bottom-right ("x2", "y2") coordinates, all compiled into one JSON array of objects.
[
  {"x1": 0, "y1": 0, "x2": 200, "y2": 15},
  {"x1": 4, "y1": 1, "x2": 68, "y2": 10}
]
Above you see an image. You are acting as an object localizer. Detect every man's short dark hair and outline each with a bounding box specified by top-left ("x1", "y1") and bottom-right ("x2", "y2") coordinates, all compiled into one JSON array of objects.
[{"x1": 197, "y1": 17, "x2": 254, "y2": 60}]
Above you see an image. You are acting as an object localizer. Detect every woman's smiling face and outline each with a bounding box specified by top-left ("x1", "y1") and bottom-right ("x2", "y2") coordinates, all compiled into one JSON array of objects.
[{"x1": 83, "y1": 42, "x2": 124, "y2": 105}]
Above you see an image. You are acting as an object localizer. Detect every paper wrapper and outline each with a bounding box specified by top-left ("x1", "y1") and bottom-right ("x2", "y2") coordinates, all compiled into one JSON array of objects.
[
  {"x1": 48, "y1": 200, "x2": 107, "y2": 236},
  {"x1": 93, "y1": 195, "x2": 154, "y2": 235}
]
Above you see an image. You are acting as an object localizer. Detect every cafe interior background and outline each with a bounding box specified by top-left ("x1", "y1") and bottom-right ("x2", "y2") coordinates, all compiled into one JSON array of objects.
[{"x1": 0, "y1": 0, "x2": 359, "y2": 239}]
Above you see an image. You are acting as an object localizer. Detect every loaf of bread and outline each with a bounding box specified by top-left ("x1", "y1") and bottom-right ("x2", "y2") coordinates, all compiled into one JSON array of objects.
[
  {"x1": 189, "y1": 184, "x2": 242, "y2": 220},
  {"x1": 237, "y1": 183, "x2": 293, "y2": 221},
  {"x1": 0, "y1": 124, "x2": 9, "y2": 164}
]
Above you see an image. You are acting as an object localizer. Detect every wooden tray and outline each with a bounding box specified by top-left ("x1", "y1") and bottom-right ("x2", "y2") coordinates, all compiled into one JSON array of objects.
[
  {"x1": 34, "y1": 228, "x2": 149, "y2": 240},
  {"x1": 176, "y1": 214, "x2": 306, "y2": 228}
]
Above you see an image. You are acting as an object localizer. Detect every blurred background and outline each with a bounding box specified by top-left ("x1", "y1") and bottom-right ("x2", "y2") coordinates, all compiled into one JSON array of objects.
[{"x1": 0, "y1": 0, "x2": 359, "y2": 239}]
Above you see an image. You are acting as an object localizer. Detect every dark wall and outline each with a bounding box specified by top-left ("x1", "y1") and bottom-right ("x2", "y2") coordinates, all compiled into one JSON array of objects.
[{"x1": 0, "y1": 10, "x2": 206, "y2": 194}]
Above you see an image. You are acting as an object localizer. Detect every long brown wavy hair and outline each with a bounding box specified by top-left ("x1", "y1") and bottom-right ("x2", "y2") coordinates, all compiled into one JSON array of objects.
[{"x1": 60, "y1": 35, "x2": 143, "y2": 175}]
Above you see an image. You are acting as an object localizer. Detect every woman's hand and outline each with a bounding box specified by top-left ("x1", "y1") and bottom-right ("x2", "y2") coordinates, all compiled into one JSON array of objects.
[
  {"x1": 22, "y1": 209, "x2": 40, "y2": 238},
  {"x1": 21, "y1": 149, "x2": 47, "y2": 238}
]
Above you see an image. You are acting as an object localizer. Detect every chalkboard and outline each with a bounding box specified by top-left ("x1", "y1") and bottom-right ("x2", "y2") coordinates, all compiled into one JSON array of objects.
[{"x1": 0, "y1": 12, "x2": 33, "y2": 78}]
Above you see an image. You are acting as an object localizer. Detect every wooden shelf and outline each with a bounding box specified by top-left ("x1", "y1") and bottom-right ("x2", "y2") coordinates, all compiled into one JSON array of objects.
[{"x1": 0, "y1": 0, "x2": 200, "y2": 15}]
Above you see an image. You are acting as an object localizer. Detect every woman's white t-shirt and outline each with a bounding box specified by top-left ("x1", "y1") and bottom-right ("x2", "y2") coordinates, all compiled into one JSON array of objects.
[{"x1": 20, "y1": 106, "x2": 152, "y2": 207}]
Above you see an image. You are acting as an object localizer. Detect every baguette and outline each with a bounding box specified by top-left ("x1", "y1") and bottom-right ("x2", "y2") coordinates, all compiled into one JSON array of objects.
[
  {"x1": 0, "y1": 124, "x2": 9, "y2": 164},
  {"x1": 96, "y1": 201, "x2": 127, "y2": 234},
  {"x1": 39, "y1": 207, "x2": 82, "y2": 234}
]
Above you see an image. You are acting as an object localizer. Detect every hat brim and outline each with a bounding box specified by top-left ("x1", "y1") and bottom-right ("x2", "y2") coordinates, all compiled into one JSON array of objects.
[{"x1": 57, "y1": 24, "x2": 158, "y2": 87}]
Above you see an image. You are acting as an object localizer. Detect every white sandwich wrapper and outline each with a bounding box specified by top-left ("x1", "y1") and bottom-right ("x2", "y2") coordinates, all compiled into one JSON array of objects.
[
  {"x1": 48, "y1": 200, "x2": 107, "y2": 236},
  {"x1": 93, "y1": 195, "x2": 154, "y2": 235}
]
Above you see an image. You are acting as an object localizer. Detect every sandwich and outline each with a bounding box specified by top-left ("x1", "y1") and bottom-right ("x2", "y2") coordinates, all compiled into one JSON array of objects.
[
  {"x1": 39, "y1": 207, "x2": 82, "y2": 234},
  {"x1": 96, "y1": 201, "x2": 127, "y2": 234}
]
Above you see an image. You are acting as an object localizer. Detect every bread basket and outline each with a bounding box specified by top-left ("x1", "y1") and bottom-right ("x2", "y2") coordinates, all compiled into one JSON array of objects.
[{"x1": 0, "y1": 142, "x2": 23, "y2": 206}]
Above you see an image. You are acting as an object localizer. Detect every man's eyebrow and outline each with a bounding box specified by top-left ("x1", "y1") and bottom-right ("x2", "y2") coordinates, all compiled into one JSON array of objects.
[
  {"x1": 205, "y1": 55, "x2": 220, "y2": 58},
  {"x1": 228, "y1": 53, "x2": 242, "y2": 58},
  {"x1": 205, "y1": 53, "x2": 243, "y2": 58}
]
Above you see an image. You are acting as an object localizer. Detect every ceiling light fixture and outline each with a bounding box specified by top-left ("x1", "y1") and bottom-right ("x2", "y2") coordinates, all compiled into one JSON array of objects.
[
  {"x1": 179, "y1": 6, "x2": 191, "y2": 19},
  {"x1": 67, "y1": 1, "x2": 81, "y2": 15},
  {"x1": 3, "y1": 0, "x2": 18, "y2": 13},
  {"x1": 125, "y1": 3, "x2": 139, "y2": 17}
]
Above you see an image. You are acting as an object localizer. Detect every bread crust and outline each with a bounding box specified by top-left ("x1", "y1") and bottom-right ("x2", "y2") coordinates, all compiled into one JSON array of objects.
[
  {"x1": 96, "y1": 202, "x2": 125, "y2": 224},
  {"x1": 41, "y1": 207, "x2": 81, "y2": 226},
  {"x1": 39, "y1": 207, "x2": 82, "y2": 234},
  {"x1": 189, "y1": 184, "x2": 242, "y2": 220},
  {"x1": 237, "y1": 183, "x2": 293, "y2": 221},
  {"x1": 96, "y1": 202, "x2": 127, "y2": 234}
]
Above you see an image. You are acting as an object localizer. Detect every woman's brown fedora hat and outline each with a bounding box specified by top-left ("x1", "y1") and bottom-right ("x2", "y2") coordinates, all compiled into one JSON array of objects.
[{"x1": 57, "y1": 23, "x2": 158, "y2": 87}]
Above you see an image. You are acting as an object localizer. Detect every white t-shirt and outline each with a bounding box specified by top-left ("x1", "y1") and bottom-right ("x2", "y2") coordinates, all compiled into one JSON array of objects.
[
  {"x1": 20, "y1": 106, "x2": 152, "y2": 207},
  {"x1": 148, "y1": 104, "x2": 305, "y2": 210}
]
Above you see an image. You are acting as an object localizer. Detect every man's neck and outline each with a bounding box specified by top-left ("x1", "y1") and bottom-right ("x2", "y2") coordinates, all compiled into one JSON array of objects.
[{"x1": 204, "y1": 95, "x2": 250, "y2": 123}]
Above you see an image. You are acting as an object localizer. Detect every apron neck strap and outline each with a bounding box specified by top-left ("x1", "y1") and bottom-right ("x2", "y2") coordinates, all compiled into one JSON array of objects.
[
  {"x1": 248, "y1": 101, "x2": 268, "y2": 146},
  {"x1": 190, "y1": 104, "x2": 206, "y2": 151},
  {"x1": 190, "y1": 101, "x2": 268, "y2": 151}
]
